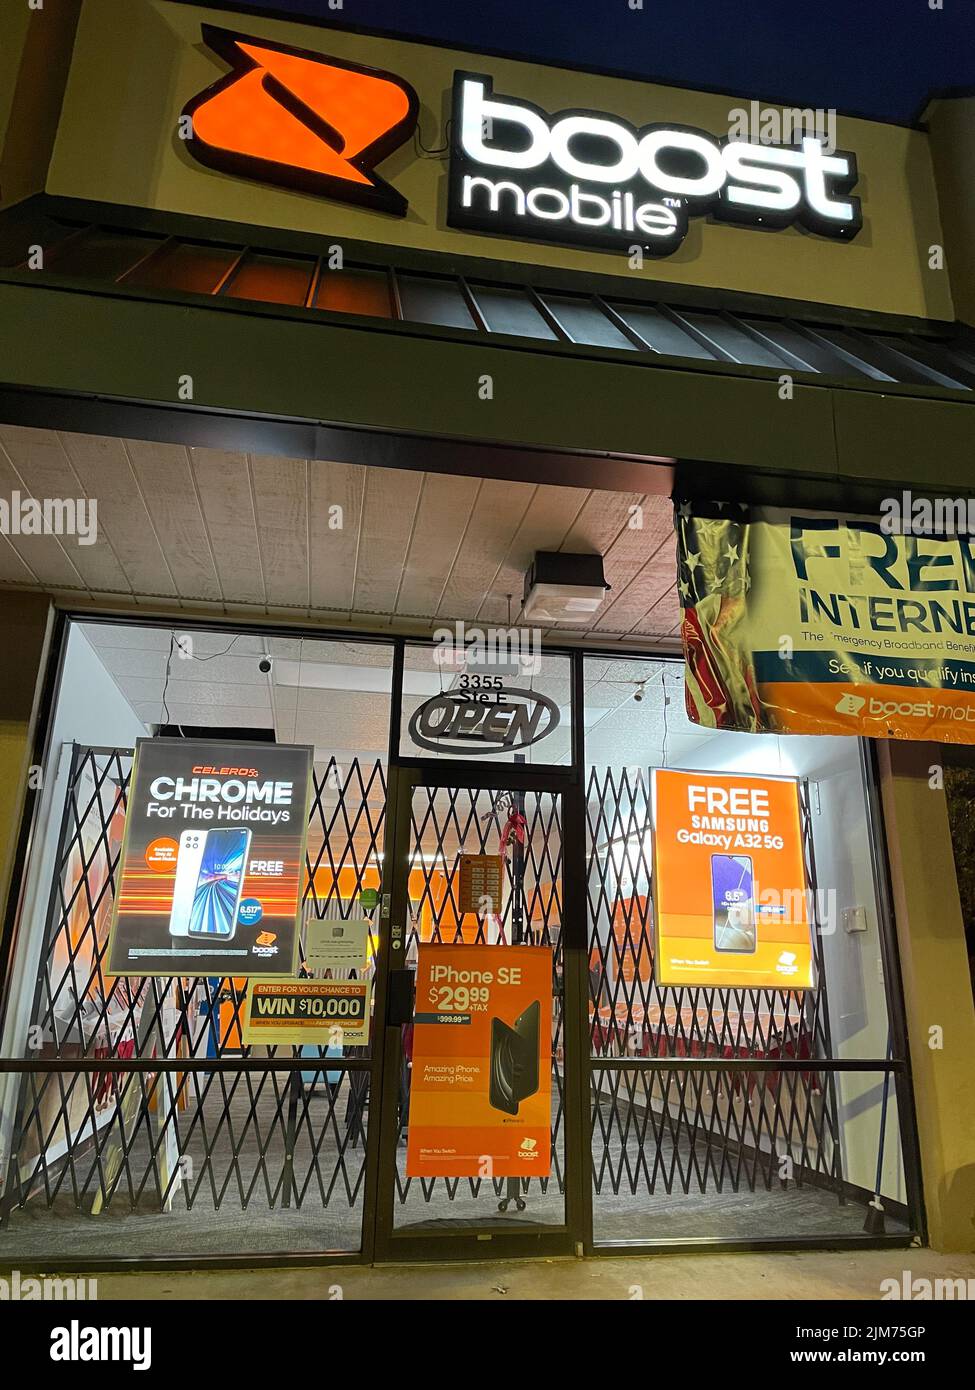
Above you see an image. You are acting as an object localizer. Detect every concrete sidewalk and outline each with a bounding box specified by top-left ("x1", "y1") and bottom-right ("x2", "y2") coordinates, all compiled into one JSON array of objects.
[{"x1": 61, "y1": 1247, "x2": 975, "y2": 1300}]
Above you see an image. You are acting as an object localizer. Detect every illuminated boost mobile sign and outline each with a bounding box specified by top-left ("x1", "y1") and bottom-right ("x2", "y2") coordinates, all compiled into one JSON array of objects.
[{"x1": 447, "y1": 73, "x2": 862, "y2": 256}]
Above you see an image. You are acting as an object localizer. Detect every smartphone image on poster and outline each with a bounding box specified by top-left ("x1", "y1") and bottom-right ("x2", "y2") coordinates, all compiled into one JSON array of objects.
[
  {"x1": 169, "y1": 829, "x2": 207, "y2": 937},
  {"x1": 711, "y1": 853, "x2": 756, "y2": 953},
  {"x1": 489, "y1": 1000, "x2": 540, "y2": 1115},
  {"x1": 187, "y1": 827, "x2": 251, "y2": 941}
]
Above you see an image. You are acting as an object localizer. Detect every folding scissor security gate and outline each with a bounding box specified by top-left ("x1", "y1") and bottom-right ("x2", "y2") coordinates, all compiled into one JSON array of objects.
[
  {"x1": 0, "y1": 744, "x2": 915, "y2": 1259},
  {"x1": 0, "y1": 745, "x2": 387, "y2": 1258}
]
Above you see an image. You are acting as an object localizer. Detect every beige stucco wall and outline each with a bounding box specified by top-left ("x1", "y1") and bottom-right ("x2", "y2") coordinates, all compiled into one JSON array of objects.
[
  {"x1": 879, "y1": 741, "x2": 975, "y2": 1252},
  {"x1": 925, "y1": 95, "x2": 975, "y2": 327},
  {"x1": 43, "y1": 0, "x2": 953, "y2": 319},
  {"x1": 0, "y1": 1, "x2": 81, "y2": 212},
  {"x1": 0, "y1": 594, "x2": 53, "y2": 934}
]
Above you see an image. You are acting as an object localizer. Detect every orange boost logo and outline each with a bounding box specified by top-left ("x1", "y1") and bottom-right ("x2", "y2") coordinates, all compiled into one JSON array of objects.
[{"x1": 182, "y1": 25, "x2": 419, "y2": 215}]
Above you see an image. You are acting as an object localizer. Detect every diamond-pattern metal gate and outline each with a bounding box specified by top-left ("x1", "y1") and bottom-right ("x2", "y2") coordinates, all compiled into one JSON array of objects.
[
  {"x1": 585, "y1": 766, "x2": 844, "y2": 1217},
  {"x1": 0, "y1": 744, "x2": 386, "y2": 1251},
  {"x1": 391, "y1": 784, "x2": 565, "y2": 1227},
  {"x1": 1, "y1": 735, "x2": 908, "y2": 1257}
]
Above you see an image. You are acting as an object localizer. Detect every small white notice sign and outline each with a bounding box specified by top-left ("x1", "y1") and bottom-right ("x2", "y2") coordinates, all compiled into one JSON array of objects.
[{"x1": 305, "y1": 917, "x2": 370, "y2": 971}]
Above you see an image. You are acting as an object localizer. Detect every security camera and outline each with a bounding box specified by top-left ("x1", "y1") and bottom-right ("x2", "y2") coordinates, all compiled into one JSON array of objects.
[
  {"x1": 258, "y1": 658, "x2": 272, "y2": 674},
  {"x1": 633, "y1": 689, "x2": 643, "y2": 703}
]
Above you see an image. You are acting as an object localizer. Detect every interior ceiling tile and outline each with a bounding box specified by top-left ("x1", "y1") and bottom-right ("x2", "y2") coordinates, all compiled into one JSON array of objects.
[
  {"x1": 83, "y1": 622, "x2": 174, "y2": 652},
  {"x1": 124, "y1": 439, "x2": 223, "y2": 602},
  {"x1": 395, "y1": 472, "x2": 480, "y2": 617},
  {"x1": 56, "y1": 429, "x2": 177, "y2": 597},
  {"x1": 290, "y1": 702, "x2": 392, "y2": 751},
  {"x1": 309, "y1": 459, "x2": 365, "y2": 613},
  {"x1": 248, "y1": 454, "x2": 309, "y2": 608},
  {"x1": 164, "y1": 630, "x2": 270, "y2": 658},
  {"x1": 159, "y1": 652, "x2": 271, "y2": 686},
  {"x1": 158, "y1": 704, "x2": 276, "y2": 730},
  {"x1": 116, "y1": 673, "x2": 272, "y2": 710},
  {"x1": 265, "y1": 635, "x2": 393, "y2": 667},
  {"x1": 324, "y1": 638, "x2": 395, "y2": 668},
  {"x1": 189, "y1": 631, "x2": 269, "y2": 657},
  {"x1": 189, "y1": 447, "x2": 266, "y2": 606},
  {"x1": 86, "y1": 645, "x2": 170, "y2": 680},
  {"x1": 436, "y1": 477, "x2": 536, "y2": 620}
]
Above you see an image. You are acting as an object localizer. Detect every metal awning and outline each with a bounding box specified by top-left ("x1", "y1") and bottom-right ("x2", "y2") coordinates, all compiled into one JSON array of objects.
[{"x1": 4, "y1": 208, "x2": 974, "y2": 394}]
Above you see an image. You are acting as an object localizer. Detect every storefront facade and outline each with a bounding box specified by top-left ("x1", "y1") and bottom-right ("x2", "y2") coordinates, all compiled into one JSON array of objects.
[{"x1": 0, "y1": 0, "x2": 973, "y2": 1266}]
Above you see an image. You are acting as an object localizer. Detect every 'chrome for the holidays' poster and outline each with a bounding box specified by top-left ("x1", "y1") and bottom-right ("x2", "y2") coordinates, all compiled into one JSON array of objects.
[{"x1": 107, "y1": 738, "x2": 313, "y2": 977}]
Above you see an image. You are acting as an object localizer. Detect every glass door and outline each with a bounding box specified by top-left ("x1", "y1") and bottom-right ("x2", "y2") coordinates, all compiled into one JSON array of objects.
[{"x1": 372, "y1": 763, "x2": 584, "y2": 1261}]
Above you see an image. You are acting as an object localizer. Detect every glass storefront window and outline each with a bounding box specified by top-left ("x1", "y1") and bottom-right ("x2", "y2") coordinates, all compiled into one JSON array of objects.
[
  {"x1": 584, "y1": 654, "x2": 909, "y2": 1243},
  {"x1": 0, "y1": 628, "x2": 917, "y2": 1261},
  {"x1": 0, "y1": 621, "x2": 393, "y2": 1259}
]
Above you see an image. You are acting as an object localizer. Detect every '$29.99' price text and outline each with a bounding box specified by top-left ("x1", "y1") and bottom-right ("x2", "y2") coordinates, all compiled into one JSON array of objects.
[{"x1": 427, "y1": 985, "x2": 489, "y2": 1012}]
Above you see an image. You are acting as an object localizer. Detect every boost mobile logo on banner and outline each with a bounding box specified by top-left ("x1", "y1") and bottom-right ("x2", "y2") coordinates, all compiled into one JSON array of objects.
[
  {"x1": 447, "y1": 73, "x2": 862, "y2": 255},
  {"x1": 182, "y1": 26, "x2": 419, "y2": 215}
]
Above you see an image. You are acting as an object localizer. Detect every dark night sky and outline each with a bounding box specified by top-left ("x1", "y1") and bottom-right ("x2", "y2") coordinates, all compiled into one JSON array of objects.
[{"x1": 194, "y1": 0, "x2": 975, "y2": 124}]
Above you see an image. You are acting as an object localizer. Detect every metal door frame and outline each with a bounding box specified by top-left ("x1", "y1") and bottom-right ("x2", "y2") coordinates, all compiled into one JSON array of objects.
[{"x1": 368, "y1": 648, "x2": 589, "y2": 1263}]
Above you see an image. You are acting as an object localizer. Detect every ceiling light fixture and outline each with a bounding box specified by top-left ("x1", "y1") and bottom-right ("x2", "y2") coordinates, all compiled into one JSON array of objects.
[{"x1": 521, "y1": 552, "x2": 609, "y2": 624}]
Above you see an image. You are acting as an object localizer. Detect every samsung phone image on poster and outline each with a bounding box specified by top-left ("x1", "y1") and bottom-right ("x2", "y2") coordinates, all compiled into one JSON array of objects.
[{"x1": 107, "y1": 739, "x2": 313, "y2": 977}]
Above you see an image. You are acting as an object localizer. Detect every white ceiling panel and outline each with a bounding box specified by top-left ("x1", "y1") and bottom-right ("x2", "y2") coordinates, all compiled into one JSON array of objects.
[
  {"x1": 395, "y1": 472, "x2": 480, "y2": 617},
  {"x1": 435, "y1": 477, "x2": 537, "y2": 618},
  {"x1": 475, "y1": 484, "x2": 590, "y2": 625},
  {"x1": 250, "y1": 455, "x2": 308, "y2": 608},
  {"x1": 124, "y1": 440, "x2": 223, "y2": 602},
  {"x1": 0, "y1": 435, "x2": 88, "y2": 588},
  {"x1": 0, "y1": 426, "x2": 132, "y2": 594},
  {"x1": 57, "y1": 430, "x2": 178, "y2": 596},
  {"x1": 308, "y1": 460, "x2": 365, "y2": 612},
  {"x1": 189, "y1": 448, "x2": 266, "y2": 605},
  {"x1": 353, "y1": 466, "x2": 424, "y2": 613},
  {"x1": 6, "y1": 427, "x2": 678, "y2": 642}
]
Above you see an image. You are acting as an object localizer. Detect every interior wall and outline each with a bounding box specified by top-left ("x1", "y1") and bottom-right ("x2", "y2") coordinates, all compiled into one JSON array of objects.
[{"x1": 0, "y1": 624, "x2": 146, "y2": 1173}]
